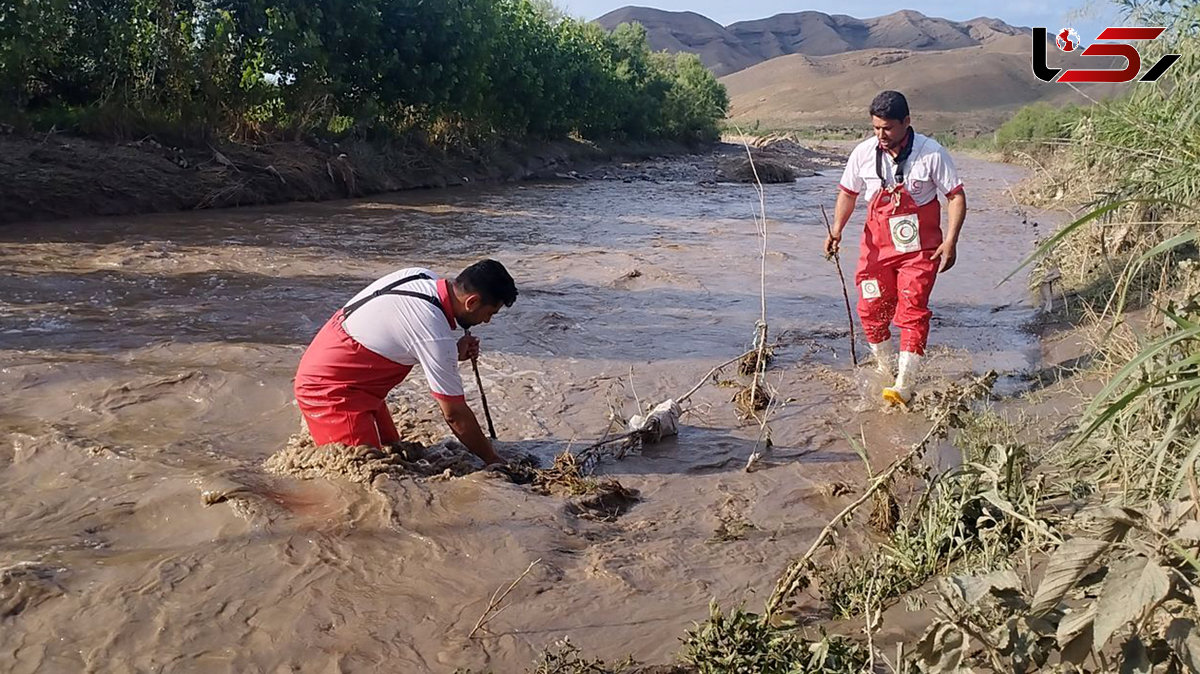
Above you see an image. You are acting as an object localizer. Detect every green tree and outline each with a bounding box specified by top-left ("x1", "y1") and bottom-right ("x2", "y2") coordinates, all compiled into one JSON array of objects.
[
  {"x1": 658, "y1": 52, "x2": 729, "y2": 143},
  {"x1": 0, "y1": 0, "x2": 730, "y2": 144}
]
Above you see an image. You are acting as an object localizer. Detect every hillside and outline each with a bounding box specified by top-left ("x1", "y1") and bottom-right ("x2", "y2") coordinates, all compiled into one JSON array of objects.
[
  {"x1": 592, "y1": 6, "x2": 761, "y2": 75},
  {"x1": 719, "y1": 36, "x2": 1116, "y2": 135},
  {"x1": 594, "y1": 6, "x2": 1027, "y2": 75}
]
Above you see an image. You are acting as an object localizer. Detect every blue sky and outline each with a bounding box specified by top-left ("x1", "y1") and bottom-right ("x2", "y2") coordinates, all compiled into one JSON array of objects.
[{"x1": 557, "y1": 0, "x2": 1123, "y2": 44}]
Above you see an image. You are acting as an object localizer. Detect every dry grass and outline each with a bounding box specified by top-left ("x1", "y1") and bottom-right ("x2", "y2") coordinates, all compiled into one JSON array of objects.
[
  {"x1": 532, "y1": 450, "x2": 641, "y2": 521},
  {"x1": 732, "y1": 384, "x2": 772, "y2": 416},
  {"x1": 737, "y1": 345, "x2": 774, "y2": 375},
  {"x1": 532, "y1": 451, "x2": 598, "y2": 496},
  {"x1": 867, "y1": 488, "x2": 900, "y2": 535}
]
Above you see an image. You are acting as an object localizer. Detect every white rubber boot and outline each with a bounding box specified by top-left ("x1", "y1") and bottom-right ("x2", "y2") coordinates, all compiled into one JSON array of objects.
[
  {"x1": 883, "y1": 351, "x2": 921, "y2": 405},
  {"x1": 869, "y1": 340, "x2": 895, "y2": 379}
]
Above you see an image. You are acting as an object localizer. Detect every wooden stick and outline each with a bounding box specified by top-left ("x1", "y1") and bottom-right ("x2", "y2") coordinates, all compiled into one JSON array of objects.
[
  {"x1": 464, "y1": 328, "x2": 497, "y2": 439},
  {"x1": 821, "y1": 204, "x2": 859, "y2": 367},
  {"x1": 677, "y1": 349, "x2": 756, "y2": 404},
  {"x1": 745, "y1": 373, "x2": 782, "y2": 472},
  {"x1": 469, "y1": 559, "x2": 541, "y2": 638},
  {"x1": 628, "y1": 365, "x2": 643, "y2": 414},
  {"x1": 738, "y1": 133, "x2": 771, "y2": 420},
  {"x1": 579, "y1": 431, "x2": 638, "y2": 453}
]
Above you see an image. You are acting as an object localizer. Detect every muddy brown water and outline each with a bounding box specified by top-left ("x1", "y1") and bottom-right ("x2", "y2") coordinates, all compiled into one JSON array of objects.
[{"x1": 1, "y1": 154, "x2": 1043, "y2": 672}]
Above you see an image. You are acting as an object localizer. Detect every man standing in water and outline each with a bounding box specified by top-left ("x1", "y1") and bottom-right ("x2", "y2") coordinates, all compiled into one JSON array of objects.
[
  {"x1": 294, "y1": 259, "x2": 518, "y2": 464},
  {"x1": 824, "y1": 91, "x2": 966, "y2": 404}
]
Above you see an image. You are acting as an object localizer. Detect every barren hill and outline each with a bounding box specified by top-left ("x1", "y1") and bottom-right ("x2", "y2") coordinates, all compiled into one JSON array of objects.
[
  {"x1": 720, "y1": 38, "x2": 1115, "y2": 135},
  {"x1": 592, "y1": 7, "x2": 760, "y2": 75},
  {"x1": 594, "y1": 6, "x2": 1027, "y2": 75}
]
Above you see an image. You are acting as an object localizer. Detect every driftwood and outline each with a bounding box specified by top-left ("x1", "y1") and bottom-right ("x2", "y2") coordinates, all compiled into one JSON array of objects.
[
  {"x1": 469, "y1": 559, "x2": 541, "y2": 638},
  {"x1": 744, "y1": 138, "x2": 774, "y2": 424},
  {"x1": 718, "y1": 155, "x2": 797, "y2": 183},
  {"x1": 762, "y1": 373, "x2": 1001, "y2": 624},
  {"x1": 761, "y1": 411, "x2": 949, "y2": 623}
]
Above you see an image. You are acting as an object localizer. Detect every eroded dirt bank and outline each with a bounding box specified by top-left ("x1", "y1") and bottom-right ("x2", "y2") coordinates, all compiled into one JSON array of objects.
[{"x1": 0, "y1": 132, "x2": 839, "y2": 226}]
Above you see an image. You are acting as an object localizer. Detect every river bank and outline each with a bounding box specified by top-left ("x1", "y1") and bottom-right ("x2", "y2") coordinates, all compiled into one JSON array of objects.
[
  {"x1": 0, "y1": 132, "x2": 843, "y2": 226},
  {"x1": 0, "y1": 133, "x2": 650, "y2": 225}
]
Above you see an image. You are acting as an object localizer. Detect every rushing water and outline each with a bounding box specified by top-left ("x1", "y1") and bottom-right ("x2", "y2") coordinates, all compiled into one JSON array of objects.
[{"x1": 0, "y1": 153, "x2": 1039, "y2": 672}]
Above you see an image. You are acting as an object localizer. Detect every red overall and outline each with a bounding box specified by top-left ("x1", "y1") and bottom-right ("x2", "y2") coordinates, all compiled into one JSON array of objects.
[
  {"x1": 855, "y1": 182, "x2": 942, "y2": 355},
  {"x1": 293, "y1": 308, "x2": 410, "y2": 447}
]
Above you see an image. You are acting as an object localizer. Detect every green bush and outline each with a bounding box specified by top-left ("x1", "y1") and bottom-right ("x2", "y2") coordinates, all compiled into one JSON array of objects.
[
  {"x1": 0, "y1": 0, "x2": 728, "y2": 144},
  {"x1": 993, "y1": 103, "x2": 1085, "y2": 155},
  {"x1": 681, "y1": 603, "x2": 867, "y2": 674}
]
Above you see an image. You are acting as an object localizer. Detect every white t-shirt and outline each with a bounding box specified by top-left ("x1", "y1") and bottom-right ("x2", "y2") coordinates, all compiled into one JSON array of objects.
[
  {"x1": 341, "y1": 267, "x2": 465, "y2": 401},
  {"x1": 838, "y1": 132, "x2": 964, "y2": 206}
]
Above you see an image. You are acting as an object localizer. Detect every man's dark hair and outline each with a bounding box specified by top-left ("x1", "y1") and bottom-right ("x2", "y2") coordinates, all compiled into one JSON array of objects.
[
  {"x1": 869, "y1": 90, "x2": 910, "y2": 121},
  {"x1": 457, "y1": 259, "x2": 518, "y2": 307}
]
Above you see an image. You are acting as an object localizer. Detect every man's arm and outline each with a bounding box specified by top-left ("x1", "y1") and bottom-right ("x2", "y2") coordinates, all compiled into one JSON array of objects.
[
  {"x1": 932, "y1": 191, "x2": 966, "y2": 272},
  {"x1": 437, "y1": 396, "x2": 504, "y2": 465},
  {"x1": 825, "y1": 189, "x2": 858, "y2": 256},
  {"x1": 929, "y1": 145, "x2": 966, "y2": 273},
  {"x1": 410, "y1": 332, "x2": 503, "y2": 465}
]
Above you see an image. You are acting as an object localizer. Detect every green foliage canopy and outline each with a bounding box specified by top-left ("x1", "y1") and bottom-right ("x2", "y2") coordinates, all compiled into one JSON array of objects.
[{"x1": 0, "y1": 0, "x2": 728, "y2": 143}]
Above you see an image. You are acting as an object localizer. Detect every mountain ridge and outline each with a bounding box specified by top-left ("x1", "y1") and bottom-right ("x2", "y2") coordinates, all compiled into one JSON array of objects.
[
  {"x1": 595, "y1": 6, "x2": 1108, "y2": 135},
  {"x1": 594, "y1": 6, "x2": 1029, "y2": 76}
]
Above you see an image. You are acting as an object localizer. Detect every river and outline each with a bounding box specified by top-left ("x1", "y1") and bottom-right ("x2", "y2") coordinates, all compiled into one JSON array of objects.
[{"x1": 0, "y1": 151, "x2": 1038, "y2": 672}]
